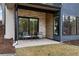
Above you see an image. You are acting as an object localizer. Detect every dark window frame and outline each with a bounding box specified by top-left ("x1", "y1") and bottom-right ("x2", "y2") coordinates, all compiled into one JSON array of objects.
[
  {"x1": 53, "y1": 12, "x2": 60, "y2": 36},
  {"x1": 76, "y1": 17, "x2": 79, "y2": 35}
]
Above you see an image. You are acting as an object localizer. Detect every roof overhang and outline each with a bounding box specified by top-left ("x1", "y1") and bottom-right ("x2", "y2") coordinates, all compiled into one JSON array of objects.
[
  {"x1": 6, "y1": 3, "x2": 61, "y2": 13},
  {"x1": 18, "y1": 4, "x2": 61, "y2": 10}
]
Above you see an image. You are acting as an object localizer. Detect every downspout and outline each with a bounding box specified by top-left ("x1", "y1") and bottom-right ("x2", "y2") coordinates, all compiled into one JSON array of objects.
[
  {"x1": 60, "y1": 12, "x2": 63, "y2": 42},
  {"x1": 13, "y1": 4, "x2": 18, "y2": 46},
  {"x1": 59, "y1": 6, "x2": 63, "y2": 43}
]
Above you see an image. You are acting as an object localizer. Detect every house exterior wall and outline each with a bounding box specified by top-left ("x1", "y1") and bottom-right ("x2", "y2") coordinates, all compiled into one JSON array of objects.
[
  {"x1": 61, "y1": 3, "x2": 79, "y2": 16},
  {"x1": 18, "y1": 9, "x2": 46, "y2": 38},
  {"x1": 4, "y1": 5, "x2": 55, "y2": 41},
  {"x1": 60, "y1": 3, "x2": 79, "y2": 41},
  {"x1": 46, "y1": 13, "x2": 54, "y2": 39},
  {"x1": 4, "y1": 4, "x2": 60, "y2": 41},
  {"x1": 4, "y1": 6, "x2": 15, "y2": 40},
  {"x1": 5, "y1": 3, "x2": 79, "y2": 42}
]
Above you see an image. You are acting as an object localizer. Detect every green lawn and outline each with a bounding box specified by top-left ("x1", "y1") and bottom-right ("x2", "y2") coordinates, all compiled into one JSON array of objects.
[{"x1": 16, "y1": 44, "x2": 79, "y2": 56}]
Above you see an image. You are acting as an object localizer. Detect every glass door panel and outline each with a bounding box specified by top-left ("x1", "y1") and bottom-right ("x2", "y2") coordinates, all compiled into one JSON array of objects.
[
  {"x1": 30, "y1": 19, "x2": 38, "y2": 37},
  {"x1": 18, "y1": 17, "x2": 39, "y2": 39},
  {"x1": 18, "y1": 18, "x2": 29, "y2": 39}
]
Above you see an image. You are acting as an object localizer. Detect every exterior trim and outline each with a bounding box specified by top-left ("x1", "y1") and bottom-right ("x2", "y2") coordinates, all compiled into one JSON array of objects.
[
  {"x1": 26, "y1": 3, "x2": 61, "y2": 9},
  {"x1": 17, "y1": 5, "x2": 59, "y2": 13},
  {"x1": 15, "y1": 4, "x2": 18, "y2": 41}
]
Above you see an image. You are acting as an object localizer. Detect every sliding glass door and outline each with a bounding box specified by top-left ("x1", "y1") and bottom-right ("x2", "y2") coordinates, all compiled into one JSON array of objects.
[
  {"x1": 18, "y1": 17, "x2": 29, "y2": 38},
  {"x1": 30, "y1": 18, "x2": 38, "y2": 36},
  {"x1": 18, "y1": 17, "x2": 39, "y2": 39}
]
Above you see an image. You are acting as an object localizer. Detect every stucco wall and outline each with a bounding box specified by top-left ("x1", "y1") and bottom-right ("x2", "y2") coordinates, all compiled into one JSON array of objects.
[
  {"x1": 4, "y1": 6, "x2": 15, "y2": 40},
  {"x1": 18, "y1": 9, "x2": 46, "y2": 37}
]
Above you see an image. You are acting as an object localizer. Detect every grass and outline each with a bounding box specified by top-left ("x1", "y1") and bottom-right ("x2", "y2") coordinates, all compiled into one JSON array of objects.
[{"x1": 16, "y1": 44, "x2": 79, "y2": 56}]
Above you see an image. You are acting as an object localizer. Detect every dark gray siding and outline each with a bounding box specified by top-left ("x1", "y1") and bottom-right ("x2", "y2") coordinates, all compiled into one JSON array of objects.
[
  {"x1": 54, "y1": 36, "x2": 60, "y2": 41},
  {"x1": 61, "y1": 3, "x2": 79, "y2": 16},
  {"x1": 60, "y1": 3, "x2": 79, "y2": 41},
  {"x1": 62, "y1": 35, "x2": 79, "y2": 41}
]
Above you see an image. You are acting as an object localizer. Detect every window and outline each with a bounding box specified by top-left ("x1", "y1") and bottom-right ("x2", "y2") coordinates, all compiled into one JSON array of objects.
[
  {"x1": 70, "y1": 16, "x2": 76, "y2": 34},
  {"x1": 63, "y1": 16, "x2": 78, "y2": 35},
  {"x1": 63, "y1": 16, "x2": 70, "y2": 35},
  {"x1": 54, "y1": 16, "x2": 59, "y2": 35}
]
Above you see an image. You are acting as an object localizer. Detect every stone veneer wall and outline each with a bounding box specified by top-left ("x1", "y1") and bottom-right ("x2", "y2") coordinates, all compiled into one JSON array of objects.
[
  {"x1": 18, "y1": 9, "x2": 46, "y2": 37},
  {"x1": 46, "y1": 13, "x2": 54, "y2": 39},
  {"x1": 18, "y1": 9, "x2": 54, "y2": 38}
]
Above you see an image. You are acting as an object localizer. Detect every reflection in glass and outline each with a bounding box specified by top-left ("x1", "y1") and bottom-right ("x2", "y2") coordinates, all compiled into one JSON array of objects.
[
  {"x1": 54, "y1": 16, "x2": 59, "y2": 35},
  {"x1": 63, "y1": 16, "x2": 76, "y2": 35},
  {"x1": 19, "y1": 18, "x2": 29, "y2": 38},
  {"x1": 18, "y1": 17, "x2": 38, "y2": 39}
]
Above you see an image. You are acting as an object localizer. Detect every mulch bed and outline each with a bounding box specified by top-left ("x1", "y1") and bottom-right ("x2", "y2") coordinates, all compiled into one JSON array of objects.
[{"x1": 64, "y1": 40, "x2": 79, "y2": 46}]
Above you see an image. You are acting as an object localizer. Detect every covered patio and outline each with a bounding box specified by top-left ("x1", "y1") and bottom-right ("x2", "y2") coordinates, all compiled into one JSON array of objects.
[{"x1": 5, "y1": 3, "x2": 61, "y2": 47}]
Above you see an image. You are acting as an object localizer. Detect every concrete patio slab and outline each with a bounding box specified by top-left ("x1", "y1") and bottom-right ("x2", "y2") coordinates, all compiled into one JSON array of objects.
[{"x1": 15, "y1": 39, "x2": 60, "y2": 48}]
